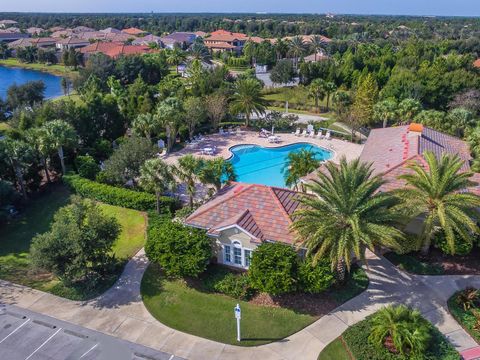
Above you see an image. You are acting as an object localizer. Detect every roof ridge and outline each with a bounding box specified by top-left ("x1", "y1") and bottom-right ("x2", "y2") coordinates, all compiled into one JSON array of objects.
[{"x1": 267, "y1": 187, "x2": 293, "y2": 225}]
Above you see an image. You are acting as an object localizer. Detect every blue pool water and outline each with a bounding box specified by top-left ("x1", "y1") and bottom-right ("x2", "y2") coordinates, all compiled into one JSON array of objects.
[
  {"x1": 0, "y1": 65, "x2": 64, "y2": 100},
  {"x1": 229, "y1": 142, "x2": 333, "y2": 188}
]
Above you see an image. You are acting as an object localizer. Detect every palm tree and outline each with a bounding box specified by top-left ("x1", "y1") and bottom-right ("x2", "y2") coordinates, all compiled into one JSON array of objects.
[
  {"x1": 309, "y1": 35, "x2": 326, "y2": 62},
  {"x1": 288, "y1": 36, "x2": 305, "y2": 68},
  {"x1": 274, "y1": 38, "x2": 289, "y2": 61},
  {"x1": 132, "y1": 113, "x2": 160, "y2": 142},
  {"x1": 396, "y1": 151, "x2": 480, "y2": 255},
  {"x1": 174, "y1": 155, "x2": 202, "y2": 207},
  {"x1": 308, "y1": 79, "x2": 326, "y2": 112},
  {"x1": 369, "y1": 305, "x2": 431, "y2": 356},
  {"x1": 43, "y1": 120, "x2": 76, "y2": 175},
  {"x1": 230, "y1": 78, "x2": 267, "y2": 127},
  {"x1": 139, "y1": 158, "x2": 177, "y2": 213},
  {"x1": 291, "y1": 157, "x2": 403, "y2": 281},
  {"x1": 25, "y1": 127, "x2": 54, "y2": 184},
  {"x1": 0, "y1": 138, "x2": 33, "y2": 201},
  {"x1": 373, "y1": 99, "x2": 398, "y2": 128},
  {"x1": 190, "y1": 39, "x2": 211, "y2": 62},
  {"x1": 283, "y1": 149, "x2": 320, "y2": 192},
  {"x1": 198, "y1": 158, "x2": 236, "y2": 193},
  {"x1": 156, "y1": 97, "x2": 184, "y2": 153},
  {"x1": 324, "y1": 82, "x2": 337, "y2": 112},
  {"x1": 166, "y1": 47, "x2": 187, "y2": 74}
]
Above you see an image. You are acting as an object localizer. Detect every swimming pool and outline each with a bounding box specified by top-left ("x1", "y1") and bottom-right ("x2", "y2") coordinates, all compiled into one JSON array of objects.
[{"x1": 229, "y1": 142, "x2": 333, "y2": 188}]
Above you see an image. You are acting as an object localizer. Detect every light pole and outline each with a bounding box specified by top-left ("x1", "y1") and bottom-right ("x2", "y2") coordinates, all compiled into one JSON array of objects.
[{"x1": 234, "y1": 303, "x2": 241, "y2": 342}]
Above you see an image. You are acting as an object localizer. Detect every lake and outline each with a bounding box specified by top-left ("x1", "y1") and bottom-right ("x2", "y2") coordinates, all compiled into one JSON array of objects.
[{"x1": 0, "y1": 65, "x2": 64, "y2": 100}]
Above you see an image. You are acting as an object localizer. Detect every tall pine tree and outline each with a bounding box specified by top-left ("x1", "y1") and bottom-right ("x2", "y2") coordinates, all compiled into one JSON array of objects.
[{"x1": 352, "y1": 73, "x2": 378, "y2": 127}]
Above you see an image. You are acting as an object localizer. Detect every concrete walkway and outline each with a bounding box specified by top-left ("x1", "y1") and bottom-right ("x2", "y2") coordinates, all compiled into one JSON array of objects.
[{"x1": 1, "y1": 249, "x2": 479, "y2": 360}]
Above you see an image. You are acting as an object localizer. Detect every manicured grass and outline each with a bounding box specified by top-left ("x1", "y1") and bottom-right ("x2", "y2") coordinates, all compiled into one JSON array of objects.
[
  {"x1": 141, "y1": 264, "x2": 315, "y2": 346},
  {"x1": 0, "y1": 58, "x2": 77, "y2": 77},
  {"x1": 0, "y1": 185, "x2": 146, "y2": 300},
  {"x1": 448, "y1": 291, "x2": 480, "y2": 344},
  {"x1": 101, "y1": 203, "x2": 146, "y2": 259},
  {"x1": 385, "y1": 252, "x2": 444, "y2": 275},
  {"x1": 318, "y1": 338, "x2": 351, "y2": 360}
]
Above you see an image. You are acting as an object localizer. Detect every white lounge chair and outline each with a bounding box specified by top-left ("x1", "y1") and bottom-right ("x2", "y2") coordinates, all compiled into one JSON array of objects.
[
  {"x1": 294, "y1": 128, "x2": 301, "y2": 136},
  {"x1": 236, "y1": 127, "x2": 242, "y2": 135},
  {"x1": 317, "y1": 130, "x2": 324, "y2": 139},
  {"x1": 310, "y1": 130, "x2": 316, "y2": 138},
  {"x1": 304, "y1": 129, "x2": 310, "y2": 137},
  {"x1": 219, "y1": 128, "x2": 225, "y2": 135},
  {"x1": 325, "y1": 131, "x2": 331, "y2": 140}
]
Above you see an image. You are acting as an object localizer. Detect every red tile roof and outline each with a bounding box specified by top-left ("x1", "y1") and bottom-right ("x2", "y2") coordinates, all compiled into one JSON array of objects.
[
  {"x1": 122, "y1": 27, "x2": 146, "y2": 35},
  {"x1": 474, "y1": 59, "x2": 480, "y2": 68},
  {"x1": 185, "y1": 183, "x2": 303, "y2": 245},
  {"x1": 359, "y1": 125, "x2": 475, "y2": 193},
  {"x1": 210, "y1": 29, "x2": 248, "y2": 39},
  {"x1": 80, "y1": 42, "x2": 152, "y2": 58},
  {"x1": 204, "y1": 41, "x2": 236, "y2": 49}
]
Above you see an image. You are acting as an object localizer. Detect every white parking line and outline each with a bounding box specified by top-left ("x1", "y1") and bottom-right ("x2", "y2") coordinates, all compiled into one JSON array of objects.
[
  {"x1": 79, "y1": 343, "x2": 98, "y2": 359},
  {"x1": 0, "y1": 318, "x2": 30, "y2": 344},
  {"x1": 25, "y1": 327, "x2": 62, "y2": 360}
]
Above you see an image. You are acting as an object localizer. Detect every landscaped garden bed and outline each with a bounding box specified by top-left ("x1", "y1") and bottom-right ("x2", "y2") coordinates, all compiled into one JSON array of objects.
[
  {"x1": 448, "y1": 288, "x2": 480, "y2": 344},
  {"x1": 141, "y1": 263, "x2": 368, "y2": 346},
  {"x1": 385, "y1": 248, "x2": 480, "y2": 275},
  {"x1": 0, "y1": 185, "x2": 146, "y2": 300},
  {"x1": 318, "y1": 306, "x2": 460, "y2": 360}
]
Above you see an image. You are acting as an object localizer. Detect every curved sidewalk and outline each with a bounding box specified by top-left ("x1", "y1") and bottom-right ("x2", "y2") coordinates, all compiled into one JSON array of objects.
[{"x1": 1, "y1": 249, "x2": 479, "y2": 360}]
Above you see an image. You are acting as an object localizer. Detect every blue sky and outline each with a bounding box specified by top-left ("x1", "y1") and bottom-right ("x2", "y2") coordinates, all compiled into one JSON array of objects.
[{"x1": 2, "y1": 0, "x2": 479, "y2": 16}]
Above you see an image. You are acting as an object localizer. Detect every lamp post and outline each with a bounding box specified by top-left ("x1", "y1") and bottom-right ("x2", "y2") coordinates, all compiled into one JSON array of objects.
[{"x1": 234, "y1": 303, "x2": 241, "y2": 342}]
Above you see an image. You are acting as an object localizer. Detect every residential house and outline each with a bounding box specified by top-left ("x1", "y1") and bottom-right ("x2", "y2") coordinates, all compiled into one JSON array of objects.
[
  {"x1": 73, "y1": 26, "x2": 96, "y2": 33},
  {"x1": 51, "y1": 30, "x2": 74, "y2": 38},
  {"x1": 132, "y1": 34, "x2": 163, "y2": 46},
  {"x1": 194, "y1": 31, "x2": 208, "y2": 38},
  {"x1": 80, "y1": 41, "x2": 152, "y2": 59},
  {"x1": 122, "y1": 27, "x2": 148, "y2": 36},
  {"x1": 100, "y1": 27, "x2": 122, "y2": 34},
  {"x1": 304, "y1": 50, "x2": 329, "y2": 63},
  {"x1": 8, "y1": 37, "x2": 56, "y2": 49},
  {"x1": 26, "y1": 27, "x2": 44, "y2": 35},
  {"x1": 474, "y1": 59, "x2": 480, "y2": 69},
  {"x1": 0, "y1": 20, "x2": 18, "y2": 29},
  {"x1": 203, "y1": 30, "x2": 248, "y2": 53},
  {"x1": 49, "y1": 26, "x2": 65, "y2": 32},
  {"x1": 55, "y1": 37, "x2": 90, "y2": 50},
  {"x1": 0, "y1": 32, "x2": 29, "y2": 42},
  {"x1": 160, "y1": 32, "x2": 197, "y2": 49},
  {"x1": 185, "y1": 183, "x2": 302, "y2": 269}
]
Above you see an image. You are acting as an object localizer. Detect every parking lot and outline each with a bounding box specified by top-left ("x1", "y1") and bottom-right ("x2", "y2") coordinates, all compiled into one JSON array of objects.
[{"x1": 0, "y1": 304, "x2": 184, "y2": 360}]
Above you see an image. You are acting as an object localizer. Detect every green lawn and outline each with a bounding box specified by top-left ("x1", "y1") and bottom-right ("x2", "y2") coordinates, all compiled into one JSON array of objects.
[
  {"x1": 318, "y1": 338, "x2": 351, "y2": 360},
  {"x1": 0, "y1": 185, "x2": 146, "y2": 299},
  {"x1": 141, "y1": 264, "x2": 315, "y2": 346},
  {"x1": 0, "y1": 58, "x2": 77, "y2": 77}
]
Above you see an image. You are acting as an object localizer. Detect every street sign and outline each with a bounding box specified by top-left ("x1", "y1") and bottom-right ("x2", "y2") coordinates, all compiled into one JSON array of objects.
[{"x1": 234, "y1": 304, "x2": 241, "y2": 341}]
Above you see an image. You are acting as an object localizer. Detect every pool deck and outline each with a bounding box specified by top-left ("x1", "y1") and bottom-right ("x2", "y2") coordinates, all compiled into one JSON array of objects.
[{"x1": 164, "y1": 131, "x2": 364, "y2": 165}]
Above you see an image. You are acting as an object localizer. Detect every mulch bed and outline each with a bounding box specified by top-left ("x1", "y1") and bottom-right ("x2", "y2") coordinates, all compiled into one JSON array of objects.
[
  {"x1": 416, "y1": 247, "x2": 480, "y2": 275},
  {"x1": 250, "y1": 291, "x2": 339, "y2": 317}
]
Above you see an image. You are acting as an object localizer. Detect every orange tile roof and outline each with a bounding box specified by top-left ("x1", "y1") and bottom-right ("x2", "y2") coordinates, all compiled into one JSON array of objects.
[
  {"x1": 210, "y1": 29, "x2": 248, "y2": 39},
  {"x1": 474, "y1": 59, "x2": 480, "y2": 68},
  {"x1": 122, "y1": 27, "x2": 146, "y2": 35},
  {"x1": 80, "y1": 42, "x2": 151, "y2": 58},
  {"x1": 204, "y1": 41, "x2": 236, "y2": 49},
  {"x1": 185, "y1": 183, "x2": 303, "y2": 245}
]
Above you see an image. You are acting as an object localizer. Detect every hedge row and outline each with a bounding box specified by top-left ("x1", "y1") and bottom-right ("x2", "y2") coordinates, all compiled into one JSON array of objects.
[{"x1": 63, "y1": 174, "x2": 178, "y2": 213}]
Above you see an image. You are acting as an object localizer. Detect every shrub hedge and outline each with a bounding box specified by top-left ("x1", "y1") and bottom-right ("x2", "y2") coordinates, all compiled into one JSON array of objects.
[
  {"x1": 343, "y1": 314, "x2": 460, "y2": 360},
  {"x1": 63, "y1": 174, "x2": 178, "y2": 213}
]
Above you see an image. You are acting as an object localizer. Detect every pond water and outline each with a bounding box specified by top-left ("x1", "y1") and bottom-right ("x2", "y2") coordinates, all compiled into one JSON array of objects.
[
  {"x1": 229, "y1": 142, "x2": 333, "y2": 188},
  {"x1": 0, "y1": 65, "x2": 64, "y2": 100}
]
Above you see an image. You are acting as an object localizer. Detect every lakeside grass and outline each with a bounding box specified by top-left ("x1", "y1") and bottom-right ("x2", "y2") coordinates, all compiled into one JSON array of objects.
[
  {"x1": 0, "y1": 58, "x2": 77, "y2": 78},
  {"x1": 0, "y1": 185, "x2": 146, "y2": 300}
]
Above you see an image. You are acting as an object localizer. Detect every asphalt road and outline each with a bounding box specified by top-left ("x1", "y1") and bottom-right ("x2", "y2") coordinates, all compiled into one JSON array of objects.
[{"x1": 0, "y1": 304, "x2": 184, "y2": 360}]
